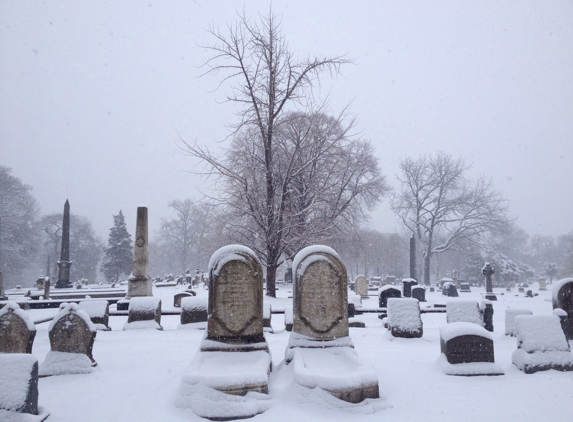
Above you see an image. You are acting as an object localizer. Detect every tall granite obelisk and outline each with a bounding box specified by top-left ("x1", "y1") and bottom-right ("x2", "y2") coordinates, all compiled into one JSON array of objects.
[
  {"x1": 127, "y1": 206, "x2": 152, "y2": 298},
  {"x1": 0, "y1": 217, "x2": 7, "y2": 300},
  {"x1": 56, "y1": 200, "x2": 73, "y2": 288}
]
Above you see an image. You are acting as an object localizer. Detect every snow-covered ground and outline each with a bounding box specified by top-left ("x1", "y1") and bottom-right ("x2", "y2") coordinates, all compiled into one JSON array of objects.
[{"x1": 14, "y1": 283, "x2": 573, "y2": 421}]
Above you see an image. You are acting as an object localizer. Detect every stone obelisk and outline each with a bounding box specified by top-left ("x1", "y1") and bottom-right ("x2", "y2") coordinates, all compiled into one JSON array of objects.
[
  {"x1": 0, "y1": 217, "x2": 7, "y2": 300},
  {"x1": 56, "y1": 200, "x2": 73, "y2": 288},
  {"x1": 127, "y1": 206, "x2": 152, "y2": 298}
]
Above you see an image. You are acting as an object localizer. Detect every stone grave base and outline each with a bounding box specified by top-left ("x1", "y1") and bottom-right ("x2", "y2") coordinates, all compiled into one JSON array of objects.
[
  {"x1": 285, "y1": 333, "x2": 354, "y2": 363},
  {"x1": 511, "y1": 349, "x2": 573, "y2": 374},
  {"x1": 116, "y1": 299, "x2": 129, "y2": 311},
  {"x1": 178, "y1": 321, "x2": 207, "y2": 330},
  {"x1": 39, "y1": 351, "x2": 95, "y2": 377},
  {"x1": 200, "y1": 336, "x2": 269, "y2": 353},
  {"x1": 437, "y1": 354, "x2": 504, "y2": 376},
  {"x1": 289, "y1": 347, "x2": 379, "y2": 403},
  {"x1": 123, "y1": 297, "x2": 162, "y2": 330},
  {"x1": 0, "y1": 408, "x2": 50, "y2": 422}
]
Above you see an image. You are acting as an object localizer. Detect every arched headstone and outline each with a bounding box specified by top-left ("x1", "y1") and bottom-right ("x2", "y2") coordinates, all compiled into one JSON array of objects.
[
  {"x1": 553, "y1": 278, "x2": 573, "y2": 340},
  {"x1": 0, "y1": 301, "x2": 36, "y2": 353}
]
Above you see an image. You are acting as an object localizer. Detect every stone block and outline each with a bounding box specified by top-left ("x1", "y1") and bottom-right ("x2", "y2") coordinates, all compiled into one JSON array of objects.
[
  {"x1": 378, "y1": 286, "x2": 401, "y2": 308},
  {"x1": 180, "y1": 296, "x2": 208, "y2": 326},
  {"x1": 0, "y1": 354, "x2": 41, "y2": 416},
  {"x1": 124, "y1": 297, "x2": 162, "y2": 330},
  {"x1": 78, "y1": 300, "x2": 110, "y2": 331}
]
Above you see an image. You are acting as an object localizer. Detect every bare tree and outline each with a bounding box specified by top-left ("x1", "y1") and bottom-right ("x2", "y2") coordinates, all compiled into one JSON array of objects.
[
  {"x1": 182, "y1": 11, "x2": 371, "y2": 296},
  {"x1": 154, "y1": 200, "x2": 219, "y2": 274},
  {"x1": 391, "y1": 152, "x2": 511, "y2": 285},
  {"x1": 0, "y1": 166, "x2": 40, "y2": 285}
]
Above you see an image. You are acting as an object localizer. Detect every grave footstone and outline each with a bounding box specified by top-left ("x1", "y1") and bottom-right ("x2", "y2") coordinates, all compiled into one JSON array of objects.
[
  {"x1": 124, "y1": 297, "x2": 162, "y2": 330},
  {"x1": 354, "y1": 275, "x2": 369, "y2": 299},
  {"x1": 411, "y1": 285, "x2": 426, "y2": 302},
  {"x1": 179, "y1": 296, "x2": 208, "y2": 328},
  {"x1": 439, "y1": 322, "x2": 503, "y2": 376},
  {"x1": 402, "y1": 278, "x2": 417, "y2": 298},
  {"x1": 387, "y1": 298, "x2": 423, "y2": 338},
  {"x1": 512, "y1": 315, "x2": 573, "y2": 374},
  {"x1": 40, "y1": 303, "x2": 97, "y2": 376},
  {"x1": 78, "y1": 300, "x2": 111, "y2": 331},
  {"x1": 286, "y1": 245, "x2": 379, "y2": 403},
  {"x1": 552, "y1": 278, "x2": 573, "y2": 340},
  {"x1": 0, "y1": 301, "x2": 36, "y2": 353},
  {"x1": 379, "y1": 285, "x2": 402, "y2": 307}
]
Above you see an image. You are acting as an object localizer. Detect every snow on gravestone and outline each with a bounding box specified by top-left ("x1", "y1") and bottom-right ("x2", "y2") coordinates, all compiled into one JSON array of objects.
[
  {"x1": 505, "y1": 309, "x2": 532, "y2": 336},
  {"x1": 177, "y1": 246, "x2": 272, "y2": 420},
  {"x1": 0, "y1": 354, "x2": 40, "y2": 416},
  {"x1": 442, "y1": 282, "x2": 459, "y2": 297},
  {"x1": 123, "y1": 297, "x2": 162, "y2": 330},
  {"x1": 511, "y1": 314, "x2": 573, "y2": 374},
  {"x1": 552, "y1": 278, "x2": 573, "y2": 340},
  {"x1": 179, "y1": 296, "x2": 208, "y2": 328},
  {"x1": 354, "y1": 275, "x2": 369, "y2": 299},
  {"x1": 446, "y1": 300, "x2": 484, "y2": 326},
  {"x1": 439, "y1": 322, "x2": 503, "y2": 376},
  {"x1": 286, "y1": 245, "x2": 379, "y2": 404},
  {"x1": 378, "y1": 285, "x2": 402, "y2": 308},
  {"x1": 0, "y1": 301, "x2": 36, "y2": 353},
  {"x1": 387, "y1": 298, "x2": 423, "y2": 338},
  {"x1": 40, "y1": 303, "x2": 97, "y2": 377},
  {"x1": 78, "y1": 300, "x2": 110, "y2": 331}
]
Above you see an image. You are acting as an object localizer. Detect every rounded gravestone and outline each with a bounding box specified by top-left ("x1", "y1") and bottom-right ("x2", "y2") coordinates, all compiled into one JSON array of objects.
[
  {"x1": 354, "y1": 276, "x2": 369, "y2": 298},
  {"x1": 293, "y1": 245, "x2": 348, "y2": 340},
  {"x1": 553, "y1": 278, "x2": 573, "y2": 340},
  {"x1": 49, "y1": 305, "x2": 96, "y2": 363},
  {"x1": 207, "y1": 245, "x2": 264, "y2": 344},
  {"x1": 0, "y1": 302, "x2": 36, "y2": 354}
]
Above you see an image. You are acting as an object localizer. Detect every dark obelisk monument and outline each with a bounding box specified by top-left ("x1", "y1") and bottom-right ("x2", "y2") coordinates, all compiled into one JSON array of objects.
[
  {"x1": 409, "y1": 236, "x2": 417, "y2": 281},
  {"x1": 127, "y1": 206, "x2": 153, "y2": 298},
  {"x1": 56, "y1": 200, "x2": 73, "y2": 288},
  {"x1": 0, "y1": 217, "x2": 7, "y2": 300},
  {"x1": 482, "y1": 262, "x2": 497, "y2": 301}
]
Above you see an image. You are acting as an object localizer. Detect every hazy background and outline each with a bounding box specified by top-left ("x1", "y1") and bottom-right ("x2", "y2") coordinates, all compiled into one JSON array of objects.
[{"x1": 1, "y1": 0, "x2": 572, "y2": 239}]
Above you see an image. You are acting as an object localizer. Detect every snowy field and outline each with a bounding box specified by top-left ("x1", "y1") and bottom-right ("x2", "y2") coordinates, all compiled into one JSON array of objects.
[{"x1": 18, "y1": 283, "x2": 573, "y2": 422}]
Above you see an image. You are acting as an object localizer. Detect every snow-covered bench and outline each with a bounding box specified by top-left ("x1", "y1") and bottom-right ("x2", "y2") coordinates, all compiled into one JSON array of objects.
[{"x1": 512, "y1": 315, "x2": 573, "y2": 374}]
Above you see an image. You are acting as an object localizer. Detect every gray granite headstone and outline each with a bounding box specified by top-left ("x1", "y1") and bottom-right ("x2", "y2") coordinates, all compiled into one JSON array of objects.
[
  {"x1": 293, "y1": 247, "x2": 348, "y2": 340},
  {"x1": 411, "y1": 285, "x2": 426, "y2": 302},
  {"x1": 378, "y1": 286, "x2": 402, "y2": 307},
  {"x1": 204, "y1": 245, "x2": 265, "y2": 348},
  {"x1": 402, "y1": 278, "x2": 417, "y2": 298},
  {"x1": 0, "y1": 301, "x2": 36, "y2": 353}
]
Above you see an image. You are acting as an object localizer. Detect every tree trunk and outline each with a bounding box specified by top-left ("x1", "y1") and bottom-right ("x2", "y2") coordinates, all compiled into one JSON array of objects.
[{"x1": 266, "y1": 264, "x2": 277, "y2": 298}]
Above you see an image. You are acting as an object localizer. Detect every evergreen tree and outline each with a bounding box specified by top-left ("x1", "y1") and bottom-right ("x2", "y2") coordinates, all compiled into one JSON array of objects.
[{"x1": 102, "y1": 211, "x2": 133, "y2": 282}]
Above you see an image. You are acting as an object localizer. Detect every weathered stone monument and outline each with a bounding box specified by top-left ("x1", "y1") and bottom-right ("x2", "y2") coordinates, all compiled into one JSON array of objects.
[
  {"x1": 379, "y1": 285, "x2": 402, "y2": 307},
  {"x1": 460, "y1": 282, "x2": 471, "y2": 293},
  {"x1": 127, "y1": 206, "x2": 153, "y2": 298},
  {"x1": 482, "y1": 262, "x2": 497, "y2": 301},
  {"x1": 538, "y1": 276, "x2": 547, "y2": 291},
  {"x1": 442, "y1": 281, "x2": 459, "y2": 297},
  {"x1": 40, "y1": 303, "x2": 97, "y2": 376},
  {"x1": 286, "y1": 245, "x2": 379, "y2": 403},
  {"x1": 55, "y1": 200, "x2": 73, "y2": 289},
  {"x1": 387, "y1": 298, "x2": 423, "y2": 338},
  {"x1": 512, "y1": 315, "x2": 573, "y2": 374},
  {"x1": 177, "y1": 245, "x2": 272, "y2": 420},
  {"x1": 0, "y1": 353, "x2": 50, "y2": 421},
  {"x1": 0, "y1": 301, "x2": 36, "y2": 353},
  {"x1": 439, "y1": 322, "x2": 503, "y2": 376},
  {"x1": 552, "y1": 278, "x2": 573, "y2": 340},
  {"x1": 354, "y1": 275, "x2": 369, "y2": 299}
]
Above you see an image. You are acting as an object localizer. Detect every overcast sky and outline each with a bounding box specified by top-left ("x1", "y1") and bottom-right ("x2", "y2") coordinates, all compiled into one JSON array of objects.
[{"x1": 1, "y1": 0, "x2": 572, "y2": 241}]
